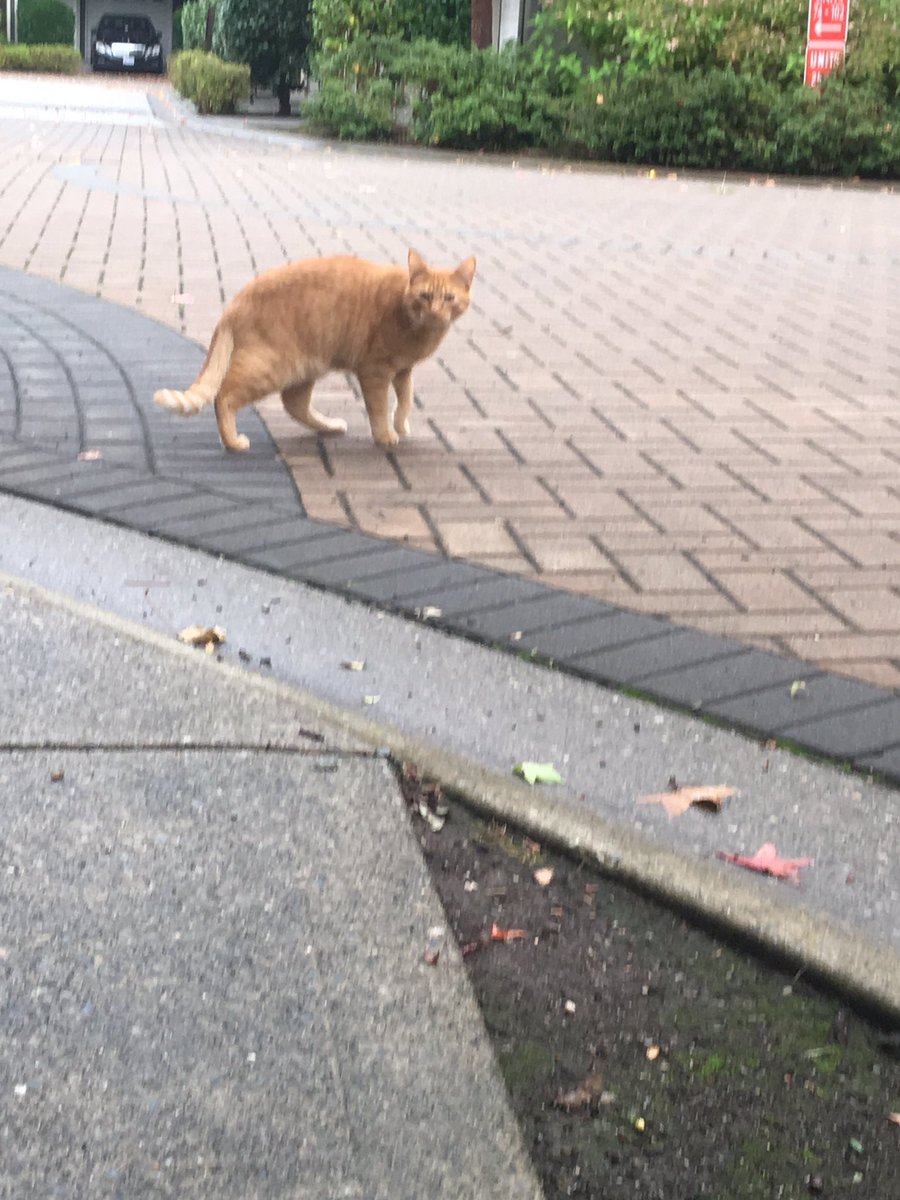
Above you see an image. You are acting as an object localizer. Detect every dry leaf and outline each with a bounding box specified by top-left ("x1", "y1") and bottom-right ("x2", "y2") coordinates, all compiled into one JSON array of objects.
[
  {"x1": 177, "y1": 625, "x2": 226, "y2": 649},
  {"x1": 418, "y1": 606, "x2": 442, "y2": 620},
  {"x1": 646, "y1": 1045, "x2": 661, "y2": 1061},
  {"x1": 716, "y1": 842, "x2": 812, "y2": 885},
  {"x1": 363, "y1": 695, "x2": 380, "y2": 706},
  {"x1": 887, "y1": 1112, "x2": 900, "y2": 1126},
  {"x1": 491, "y1": 923, "x2": 527, "y2": 943},
  {"x1": 341, "y1": 660, "x2": 365, "y2": 671},
  {"x1": 534, "y1": 867, "x2": 554, "y2": 887},
  {"x1": 554, "y1": 1071, "x2": 605, "y2": 1112},
  {"x1": 77, "y1": 449, "x2": 102, "y2": 461},
  {"x1": 423, "y1": 947, "x2": 440, "y2": 966},
  {"x1": 638, "y1": 785, "x2": 735, "y2": 818}
]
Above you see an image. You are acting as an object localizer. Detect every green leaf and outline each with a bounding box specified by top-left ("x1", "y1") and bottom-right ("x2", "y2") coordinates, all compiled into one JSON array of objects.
[
  {"x1": 513, "y1": 762, "x2": 563, "y2": 786},
  {"x1": 849, "y1": 1137, "x2": 864, "y2": 1154}
]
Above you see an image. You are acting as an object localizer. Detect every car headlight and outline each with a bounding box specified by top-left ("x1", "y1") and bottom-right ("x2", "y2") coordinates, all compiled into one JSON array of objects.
[{"x1": 95, "y1": 41, "x2": 111, "y2": 54}]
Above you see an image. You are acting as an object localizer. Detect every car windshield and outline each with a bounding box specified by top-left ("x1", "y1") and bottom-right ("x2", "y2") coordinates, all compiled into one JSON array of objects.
[{"x1": 97, "y1": 16, "x2": 156, "y2": 42}]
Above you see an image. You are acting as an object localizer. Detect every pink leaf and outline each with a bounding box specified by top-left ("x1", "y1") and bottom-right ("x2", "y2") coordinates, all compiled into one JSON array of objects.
[{"x1": 716, "y1": 842, "x2": 812, "y2": 885}]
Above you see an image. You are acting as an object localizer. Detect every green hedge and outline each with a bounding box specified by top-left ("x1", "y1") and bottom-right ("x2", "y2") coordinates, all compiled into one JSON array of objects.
[
  {"x1": 16, "y1": 0, "x2": 74, "y2": 46},
  {"x1": 169, "y1": 50, "x2": 251, "y2": 115},
  {"x1": 307, "y1": 26, "x2": 900, "y2": 177},
  {"x1": 0, "y1": 42, "x2": 81, "y2": 72},
  {"x1": 307, "y1": 38, "x2": 565, "y2": 151}
]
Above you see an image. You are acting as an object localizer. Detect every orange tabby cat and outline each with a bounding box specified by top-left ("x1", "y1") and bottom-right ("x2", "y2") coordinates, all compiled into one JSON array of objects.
[{"x1": 154, "y1": 249, "x2": 476, "y2": 452}]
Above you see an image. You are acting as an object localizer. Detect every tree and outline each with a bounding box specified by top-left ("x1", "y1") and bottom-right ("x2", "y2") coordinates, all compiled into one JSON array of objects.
[
  {"x1": 471, "y1": 0, "x2": 492, "y2": 49},
  {"x1": 214, "y1": 0, "x2": 311, "y2": 116}
]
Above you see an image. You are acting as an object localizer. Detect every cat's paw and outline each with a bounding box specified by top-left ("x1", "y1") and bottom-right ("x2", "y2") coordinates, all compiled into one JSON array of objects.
[
  {"x1": 374, "y1": 429, "x2": 400, "y2": 447},
  {"x1": 225, "y1": 434, "x2": 251, "y2": 452},
  {"x1": 325, "y1": 417, "x2": 348, "y2": 435},
  {"x1": 394, "y1": 417, "x2": 411, "y2": 438}
]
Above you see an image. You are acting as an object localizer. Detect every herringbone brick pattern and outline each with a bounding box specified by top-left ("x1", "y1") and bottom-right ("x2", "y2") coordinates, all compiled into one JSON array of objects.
[{"x1": 2, "y1": 75, "x2": 899, "y2": 686}]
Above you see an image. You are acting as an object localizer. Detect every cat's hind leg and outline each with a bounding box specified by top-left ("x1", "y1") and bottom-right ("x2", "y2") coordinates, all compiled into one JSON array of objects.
[
  {"x1": 392, "y1": 369, "x2": 413, "y2": 439},
  {"x1": 281, "y1": 382, "x2": 348, "y2": 435},
  {"x1": 214, "y1": 371, "x2": 268, "y2": 452},
  {"x1": 357, "y1": 371, "x2": 397, "y2": 447}
]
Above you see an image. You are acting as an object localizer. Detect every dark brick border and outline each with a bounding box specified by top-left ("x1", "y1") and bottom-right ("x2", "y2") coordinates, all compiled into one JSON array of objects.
[{"x1": 3, "y1": 270, "x2": 900, "y2": 782}]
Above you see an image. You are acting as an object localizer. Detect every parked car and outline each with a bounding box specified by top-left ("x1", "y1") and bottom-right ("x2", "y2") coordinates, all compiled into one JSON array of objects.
[{"x1": 90, "y1": 14, "x2": 165, "y2": 74}]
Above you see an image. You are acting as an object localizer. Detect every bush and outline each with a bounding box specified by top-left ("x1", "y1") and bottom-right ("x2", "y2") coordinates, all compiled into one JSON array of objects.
[
  {"x1": 306, "y1": 5, "x2": 900, "y2": 178},
  {"x1": 16, "y1": 0, "x2": 74, "y2": 46},
  {"x1": 305, "y1": 77, "x2": 395, "y2": 139},
  {"x1": 180, "y1": 0, "x2": 210, "y2": 51},
  {"x1": 308, "y1": 36, "x2": 565, "y2": 150},
  {"x1": 312, "y1": 0, "x2": 469, "y2": 54},
  {"x1": 770, "y1": 77, "x2": 900, "y2": 176},
  {"x1": 0, "y1": 42, "x2": 81, "y2": 72},
  {"x1": 169, "y1": 50, "x2": 251, "y2": 115}
]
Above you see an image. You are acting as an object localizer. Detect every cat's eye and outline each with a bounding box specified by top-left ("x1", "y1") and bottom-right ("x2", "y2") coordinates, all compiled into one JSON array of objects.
[
  {"x1": 444, "y1": 293, "x2": 455, "y2": 302},
  {"x1": 419, "y1": 291, "x2": 433, "y2": 301}
]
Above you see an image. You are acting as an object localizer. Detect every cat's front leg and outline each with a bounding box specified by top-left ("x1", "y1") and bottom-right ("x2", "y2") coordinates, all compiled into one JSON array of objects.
[
  {"x1": 392, "y1": 369, "x2": 413, "y2": 439},
  {"x1": 357, "y1": 371, "x2": 398, "y2": 447}
]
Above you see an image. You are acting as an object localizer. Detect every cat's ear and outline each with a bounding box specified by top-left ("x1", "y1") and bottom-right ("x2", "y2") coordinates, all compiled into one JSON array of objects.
[
  {"x1": 408, "y1": 249, "x2": 428, "y2": 279},
  {"x1": 454, "y1": 256, "x2": 477, "y2": 289}
]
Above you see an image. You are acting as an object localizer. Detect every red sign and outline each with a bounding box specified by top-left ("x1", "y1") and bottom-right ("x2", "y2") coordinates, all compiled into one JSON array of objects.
[
  {"x1": 804, "y1": 0, "x2": 850, "y2": 87},
  {"x1": 807, "y1": 0, "x2": 849, "y2": 43}
]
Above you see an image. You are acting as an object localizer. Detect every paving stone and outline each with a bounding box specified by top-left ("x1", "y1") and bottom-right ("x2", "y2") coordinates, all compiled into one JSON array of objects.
[
  {"x1": 708, "y1": 673, "x2": 889, "y2": 738},
  {"x1": 574, "y1": 628, "x2": 747, "y2": 685},
  {"x1": 287, "y1": 546, "x2": 427, "y2": 588},
  {"x1": 385, "y1": 563, "x2": 499, "y2": 606},
  {"x1": 433, "y1": 577, "x2": 551, "y2": 620},
  {"x1": 772, "y1": 699, "x2": 900, "y2": 759},
  {"x1": 525, "y1": 611, "x2": 668, "y2": 662},
  {"x1": 200, "y1": 518, "x2": 336, "y2": 556},
  {"x1": 456, "y1": 592, "x2": 617, "y2": 640}
]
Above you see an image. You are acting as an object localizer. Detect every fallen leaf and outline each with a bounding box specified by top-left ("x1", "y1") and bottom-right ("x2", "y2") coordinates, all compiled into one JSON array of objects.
[
  {"x1": 363, "y1": 695, "x2": 380, "y2": 705},
  {"x1": 463, "y1": 879, "x2": 478, "y2": 892},
  {"x1": 646, "y1": 1045, "x2": 660, "y2": 1061},
  {"x1": 50, "y1": 770, "x2": 64, "y2": 783},
  {"x1": 513, "y1": 762, "x2": 563, "y2": 786},
  {"x1": 77, "y1": 449, "x2": 102, "y2": 461},
  {"x1": 417, "y1": 605, "x2": 442, "y2": 620},
  {"x1": 716, "y1": 842, "x2": 813, "y2": 885},
  {"x1": 417, "y1": 801, "x2": 445, "y2": 833},
  {"x1": 534, "y1": 867, "x2": 554, "y2": 887},
  {"x1": 638, "y1": 784, "x2": 735, "y2": 818},
  {"x1": 634, "y1": 1116, "x2": 646, "y2": 1133},
  {"x1": 423, "y1": 947, "x2": 440, "y2": 966},
  {"x1": 888, "y1": 1112, "x2": 900, "y2": 1126},
  {"x1": 342, "y1": 660, "x2": 365, "y2": 671},
  {"x1": 564, "y1": 999, "x2": 576, "y2": 1014},
  {"x1": 849, "y1": 1137, "x2": 864, "y2": 1154},
  {"x1": 177, "y1": 625, "x2": 226, "y2": 649},
  {"x1": 790, "y1": 680, "x2": 806, "y2": 697},
  {"x1": 491, "y1": 923, "x2": 527, "y2": 943},
  {"x1": 554, "y1": 1070, "x2": 605, "y2": 1112}
]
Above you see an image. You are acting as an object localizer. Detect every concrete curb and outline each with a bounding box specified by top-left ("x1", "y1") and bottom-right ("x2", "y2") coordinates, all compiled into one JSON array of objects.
[{"x1": 5, "y1": 567, "x2": 898, "y2": 1021}]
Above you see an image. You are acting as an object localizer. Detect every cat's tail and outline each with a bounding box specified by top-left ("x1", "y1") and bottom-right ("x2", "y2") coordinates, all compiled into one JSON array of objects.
[{"x1": 154, "y1": 325, "x2": 233, "y2": 415}]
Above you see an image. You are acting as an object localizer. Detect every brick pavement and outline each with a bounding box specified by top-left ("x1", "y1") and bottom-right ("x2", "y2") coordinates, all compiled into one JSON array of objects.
[{"x1": 1, "y1": 75, "x2": 900, "y2": 687}]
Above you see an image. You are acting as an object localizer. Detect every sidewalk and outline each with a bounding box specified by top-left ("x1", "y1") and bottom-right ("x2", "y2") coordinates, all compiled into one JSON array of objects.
[{"x1": 1, "y1": 569, "x2": 542, "y2": 1198}]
